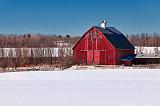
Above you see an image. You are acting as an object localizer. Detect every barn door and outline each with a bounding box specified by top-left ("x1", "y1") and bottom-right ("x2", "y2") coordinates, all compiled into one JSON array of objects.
[
  {"x1": 87, "y1": 51, "x2": 94, "y2": 65},
  {"x1": 100, "y1": 51, "x2": 105, "y2": 65},
  {"x1": 100, "y1": 51, "x2": 113, "y2": 65},
  {"x1": 81, "y1": 51, "x2": 87, "y2": 64},
  {"x1": 91, "y1": 51, "x2": 94, "y2": 64},
  {"x1": 106, "y1": 51, "x2": 113, "y2": 65},
  {"x1": 87, "y1": 51, "x2": 100, "y2": 65},
  {"x1": 94, "y1": 51, "x2": 100, "y2": 65}
]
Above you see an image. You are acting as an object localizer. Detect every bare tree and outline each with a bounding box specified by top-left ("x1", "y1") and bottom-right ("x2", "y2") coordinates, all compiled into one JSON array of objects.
[
  {"x1": 14, "y1": 48, "x2": 23, "y2": 70},
  {"x1": 8, "y1": 48, "x2": 14, "y2": 70}
]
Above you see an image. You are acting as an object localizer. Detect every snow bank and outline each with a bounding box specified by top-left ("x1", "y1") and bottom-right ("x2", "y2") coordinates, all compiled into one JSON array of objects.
[
  {"x1": 135, "y1": 46, "x2": 160, "y2": 54},
  {"x1": 0, "y1": 69, "x2": 160, "y2": 81},
  {"x1": 0, "y1": 69, "x2": 160, "y2": 106}
]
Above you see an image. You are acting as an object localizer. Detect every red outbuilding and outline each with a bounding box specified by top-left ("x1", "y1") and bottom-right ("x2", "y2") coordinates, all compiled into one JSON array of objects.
[{"x1": 73, "y1": 21, "x2": 135, "y2": 65}]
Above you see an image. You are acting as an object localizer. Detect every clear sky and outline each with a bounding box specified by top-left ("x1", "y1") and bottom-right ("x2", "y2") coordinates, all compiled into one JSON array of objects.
[{"x1": 0, "y1": 0, "x2": 160, "y2": 35}]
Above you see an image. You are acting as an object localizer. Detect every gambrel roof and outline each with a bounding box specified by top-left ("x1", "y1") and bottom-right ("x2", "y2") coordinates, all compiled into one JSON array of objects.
[{"x1": 94, "y1": 26, "x2": 135, "y2": 49}]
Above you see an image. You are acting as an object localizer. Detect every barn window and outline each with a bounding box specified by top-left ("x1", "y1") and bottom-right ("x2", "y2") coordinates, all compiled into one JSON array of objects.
[
  {"x1": 93, "y1": 31, "x2": 97, "y2": 38},
  {"x1": 92, "y1": 31, "x2": 94, "y2": 38},
  {"x1": 88, "y1": 31, "x2": 91, "y2": 38},
  {"x1": 96, "y1": 30, "x2": 98, "y2": 36},
  {"x1": 90, "y1": 31, "x2": 93, "y2": 38}
]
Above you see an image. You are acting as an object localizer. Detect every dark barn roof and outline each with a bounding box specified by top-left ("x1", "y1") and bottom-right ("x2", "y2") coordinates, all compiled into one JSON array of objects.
[{"x1": 94, "y1": 26, "x2": 135, "y2": 49}]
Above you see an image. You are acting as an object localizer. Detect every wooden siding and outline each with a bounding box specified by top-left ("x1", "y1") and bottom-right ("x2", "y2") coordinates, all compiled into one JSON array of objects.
[{"x1": 73, "y1": 27, "x2": 134, "y2": 65}]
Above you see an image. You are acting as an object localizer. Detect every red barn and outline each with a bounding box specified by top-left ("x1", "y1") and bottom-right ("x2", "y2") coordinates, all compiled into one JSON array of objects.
[{"x1": 73, "y1": 21, "x2": 135, "y2": 65}]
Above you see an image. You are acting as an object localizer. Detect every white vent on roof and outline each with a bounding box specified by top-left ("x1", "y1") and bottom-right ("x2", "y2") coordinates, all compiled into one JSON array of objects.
[{"x1": 101, "y1": 20, "x2": 107, "y2": 28}]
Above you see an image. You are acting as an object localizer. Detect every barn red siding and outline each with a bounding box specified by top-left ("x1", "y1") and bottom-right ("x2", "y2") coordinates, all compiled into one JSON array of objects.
[
  {"x1": 73, "y1": 27, "x2": 116, "y2": 65},
  {"x1": 73, "y1": 26, "x2": 135, "y2": 65}
]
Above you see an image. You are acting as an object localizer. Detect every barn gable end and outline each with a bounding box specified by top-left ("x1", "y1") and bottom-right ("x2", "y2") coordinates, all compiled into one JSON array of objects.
[{"x1": 73, "y1": 23, "x2": 135, "y2": 65}]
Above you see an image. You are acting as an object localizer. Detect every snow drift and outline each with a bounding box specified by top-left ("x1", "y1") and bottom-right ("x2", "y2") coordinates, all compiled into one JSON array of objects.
[{"x1": 0, "y1": 69, "x2": 160, "y2": 106}]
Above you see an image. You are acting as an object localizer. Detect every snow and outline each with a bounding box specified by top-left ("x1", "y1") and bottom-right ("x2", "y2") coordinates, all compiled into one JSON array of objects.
[
  {"x1": 0, "y1": 47, "x2": 72, "y2": 57},
  {"x1": 1, "y1": 69, "x2": 160, "y2": 106},
  {"x1": 1, "y1": 46, "x2": 159, "y2": 58},
  {"x1": 135, "y1": 46, "x2": 160, "y2": 54}
]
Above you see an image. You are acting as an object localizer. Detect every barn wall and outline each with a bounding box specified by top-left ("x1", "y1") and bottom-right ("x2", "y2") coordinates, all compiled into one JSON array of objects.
[
  {"x1": 73, "y1": 27, "x2": 116, "y2": 65},
  {"x1": 115, "y1": 49, "x2": 134, "y2": 65},
  {"x1": 133, "y1": 58, "x2": 160, "y2": 64},
  {"x1": 73, "y1": 50, "x2": 87, "y2": 64},
  {"x1": 73, "y1": 27, "x2": 135, "y2": 65},
  {"x1": 94, "y1": 51, "x2": 100, "y2": 64}
]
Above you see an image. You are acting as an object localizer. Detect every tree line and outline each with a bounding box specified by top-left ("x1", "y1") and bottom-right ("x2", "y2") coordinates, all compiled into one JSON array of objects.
[
  {"x1": 126, "y1": 33, "x2": 160, "y2": 47},
  {"x1": 0, "y1": 34, "x2": 80, "y2": 48},
  {"x1": 1, "y1": 32, "x2": 159, "y2": 48},
  {"x1": 0, "y1": 34, "x2": 81, "y2": 71},
  {"x1": 0, "y1": 32, "x2": 159, "y2": 71}
]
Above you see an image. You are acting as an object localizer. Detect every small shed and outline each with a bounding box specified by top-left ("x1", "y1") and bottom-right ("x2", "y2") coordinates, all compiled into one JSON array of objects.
[
  {"x1": 133, "y1": 54, "x2": 160, "y2": 64},
  {"x1": 73, "y1": 21, "x2": 135, "y2": 65}
]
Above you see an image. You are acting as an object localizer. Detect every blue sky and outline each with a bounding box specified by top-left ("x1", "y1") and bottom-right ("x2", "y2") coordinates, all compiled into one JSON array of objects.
[{"x1": 0, "y1": 0, "x2": 160, "y2": 35}]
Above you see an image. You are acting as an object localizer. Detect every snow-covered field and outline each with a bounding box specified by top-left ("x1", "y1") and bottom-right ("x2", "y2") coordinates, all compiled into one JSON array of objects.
[{"x1": 1, "y1": 69, "x2": 160, "y2": 106}]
